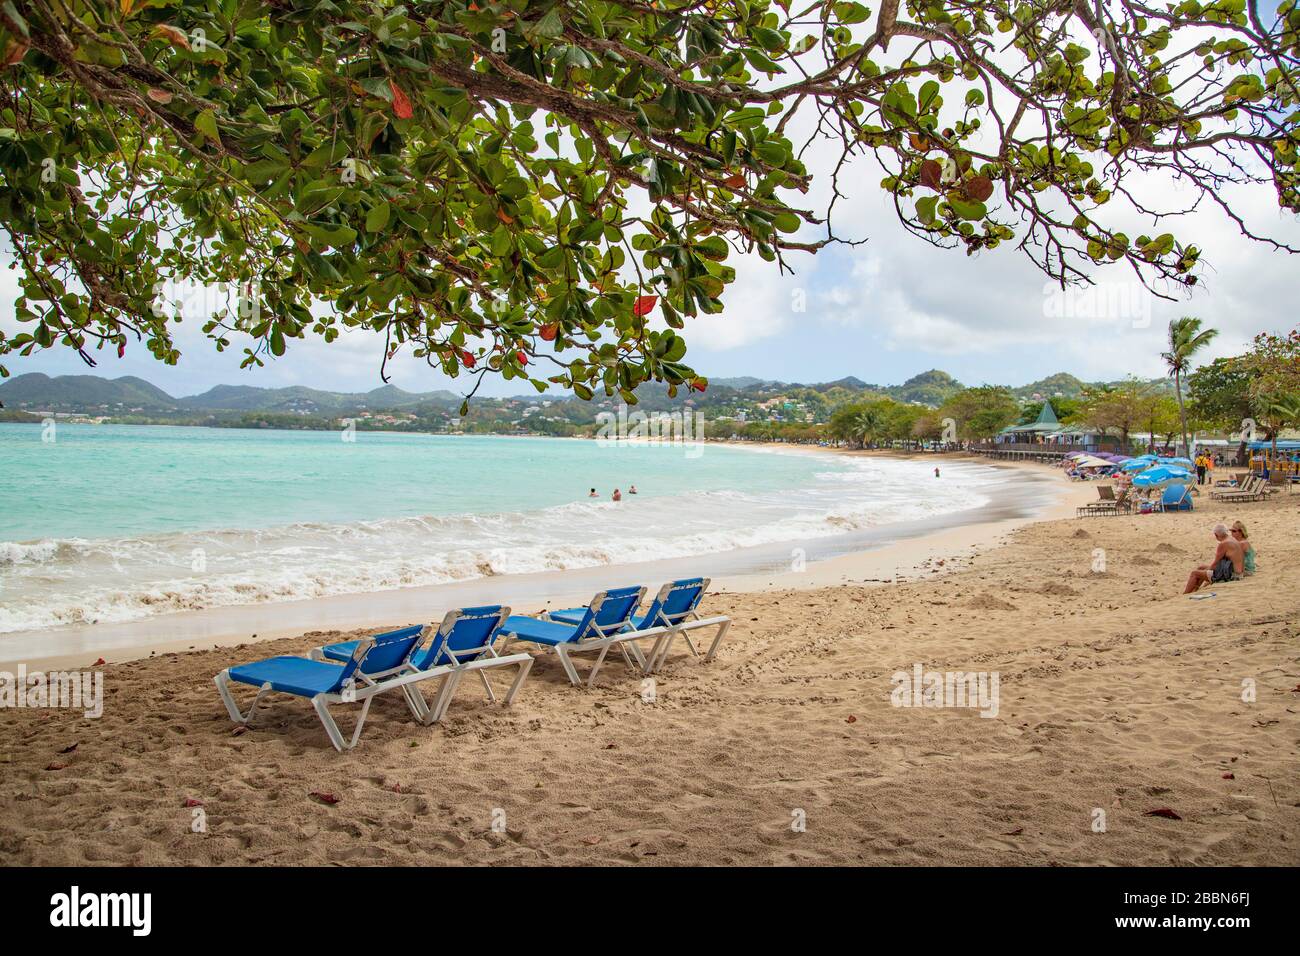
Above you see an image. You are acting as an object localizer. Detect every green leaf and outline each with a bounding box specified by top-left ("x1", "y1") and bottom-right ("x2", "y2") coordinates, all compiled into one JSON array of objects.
[{"x1": 365, "y1": 203, "x2": 391, "y2": 233}]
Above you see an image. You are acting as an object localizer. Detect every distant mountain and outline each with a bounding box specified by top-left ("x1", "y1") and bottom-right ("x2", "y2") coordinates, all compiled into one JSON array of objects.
[
  {"x1": 811, "y1": 376, "x2": 869, "y2": 392},
  {"x1": 0, "y1": 374, "x2": 465, "y2": 416},
  {"x1": 1013, "y1": 372, "x2": 1087, "y2": 400},
  {"x1": 710, "y1": 376, "x2": 778, "y2": 389},
  {"x1": 889, "y1": 369, "x2": 963, "y2": 405},
  {"x1": 0, "y1": 373, "x2": 179, "y2": 411}
]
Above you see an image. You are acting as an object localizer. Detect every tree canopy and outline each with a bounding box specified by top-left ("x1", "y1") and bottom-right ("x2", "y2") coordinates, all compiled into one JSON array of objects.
[{"x1": 2, "y1": 0, "x2": 1298, "y2": 401}]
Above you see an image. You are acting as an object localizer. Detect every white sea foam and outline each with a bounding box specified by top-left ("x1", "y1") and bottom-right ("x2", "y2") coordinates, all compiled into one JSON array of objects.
[{"x1": 0, "y1": 455, "x2": 999, "y2": 633}]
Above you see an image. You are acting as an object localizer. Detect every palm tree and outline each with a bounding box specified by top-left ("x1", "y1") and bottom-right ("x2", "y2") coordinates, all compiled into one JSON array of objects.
[
  {"x1": 1161, "y1": 317, "x2": 1218, "y2": 457},
  {"x1": 852, "y1": 408, "x2": 882, "y2": 448},
  {"x1": 1256, "y1": 394, "x2": 1300, "y2": 471}
]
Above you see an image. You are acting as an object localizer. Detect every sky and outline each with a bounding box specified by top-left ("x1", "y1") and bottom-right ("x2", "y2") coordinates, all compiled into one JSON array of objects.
[{"x1": 3, "y1": 18, "x2": 1298, "y2": 400}]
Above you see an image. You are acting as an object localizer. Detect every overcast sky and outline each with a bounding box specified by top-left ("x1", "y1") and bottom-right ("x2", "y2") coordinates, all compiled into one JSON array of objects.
[{"x1": 3, "y1": 18, "x2": 1297, "y2": 399}]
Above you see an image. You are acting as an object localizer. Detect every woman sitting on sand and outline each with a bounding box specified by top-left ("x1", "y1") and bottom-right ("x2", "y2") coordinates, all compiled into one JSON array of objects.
[
  {"x1": 1230, "y1": 521, "x2": 1257, "y2": 576},
  {"x1": 1184, "y1": 524, "x2": 1244, "y2": 593}
]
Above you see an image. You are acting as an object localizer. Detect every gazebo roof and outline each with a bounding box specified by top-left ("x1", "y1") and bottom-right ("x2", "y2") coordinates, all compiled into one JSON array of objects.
[{"x1": 1000, "y1": 401, "x2": 1061, "y2": 434}]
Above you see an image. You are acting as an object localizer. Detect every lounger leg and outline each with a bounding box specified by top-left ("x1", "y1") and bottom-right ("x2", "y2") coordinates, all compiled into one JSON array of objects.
[
  {"x1": 312, "y1": 696, "x2": 373, "y2": 752},
  {"x1": 503, "y1": 656, "x2": 533, "y2": 706},
  {"x1": 214, "y1": 671, "x2": 271, "y2": 725},
  {"x1": 553, "y1": 645, "x2": 582, "y2": 686},
  {"x1": 425, "y1": 671, "x2": 463, "y2": 725},
  {"x1": 477, "y1": 669, "x2": 498, "y2": 703},
  {"x1": 400, "y1": 682, "x2": 431, "y2": 723},
  {"x1": 587, "y1": 643, "x2": 613, "y2": 688},
  {"x1": 703, "y1": 620, "x2": 731, "y2": 663}
]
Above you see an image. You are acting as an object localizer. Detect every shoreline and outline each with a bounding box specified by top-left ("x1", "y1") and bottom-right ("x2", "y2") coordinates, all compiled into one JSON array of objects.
[
  {"x1": 0, "y1": 449, "x2": 1088, "y2": 670},
  {"x1": 2, "y1": 475, "x2": 1294, "y2": 865}
]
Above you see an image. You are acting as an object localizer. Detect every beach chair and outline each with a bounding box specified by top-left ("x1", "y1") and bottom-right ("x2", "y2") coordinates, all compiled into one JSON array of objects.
[
  {"x1": 215, "y1": 625, "x2": 432, "y2": 751},
  {"x1": 311, "y1": 606, "x2": 532, "y2": 725},
  {"x1": 549, "y1": 577, "x2": 733, "y2": 673},
  {"x1": 1076, "y1": 485, "x2": 1116, "y2": 517},
  {"x1": 500, "y1": 586, "x2": 646, "y2": 687},
  {"x1": 548, "y1": 578, "x2": 731, "y2": 670},
  {"x1": 1161, "y1": 484, "x2": 1194, "y2": 512},
  {"x1": 1215, "y1": 476, "x2": 1265, "y2": 502}
]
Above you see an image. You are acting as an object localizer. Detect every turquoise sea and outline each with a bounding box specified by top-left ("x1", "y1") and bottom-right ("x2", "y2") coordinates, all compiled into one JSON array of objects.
[{"x1": 0, "y1": 423, "x2": 998, "y2": 633}]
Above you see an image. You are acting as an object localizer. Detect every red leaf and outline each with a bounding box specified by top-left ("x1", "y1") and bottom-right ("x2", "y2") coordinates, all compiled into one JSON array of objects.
[
  {"x1": 146, "y1": 88, "x2": 174, "y2": 105},
  {"x1": 151, "y1": 24, "x2": 191, "y2": 50},
  {"x1": 919, "y1": 159, "x2": 943, "y2": 191},
  {"x1": 117, "y1": 343, "x2": 126, "y2": 358},
  {"x1": 45, "y1": 762, "x2": 67, "y2": 771},
  {"x1": 310, "y1": 790, "x2": 341, "y2": 805},
  {"x1": 495, "y1": 208, "x2": 515, "y2": 225},
  {"x1": 1222, "y1": 773, "x2": 1235, "y2": 780},
  {"x1": 539, "y1": 323, "x2": 558, "y2": 342},
  {"x1": 963, "y1": 174, "x2": 994, "y2": 203},
  {"x1": 1144, "y1": 807, "x2": 1182, "y2": 820},
  {"x1": 632, "y1": 295, "x2": 657, "y2": 317},
  {"x1": 459, "y1": 349, "x2": 475, "y2": 368},
  {"x1": 2, "y1": 39, "x2": 31, "y2": 67},
  {"x1": 389, "y1": 80, "x2": 413, "y2": 120},
  {"x1": 722, "y1": 172, "x2": 746, "y2": 189},
  {"x1": 845, "y1": 715, "x2": 857, "y2": 723},
  {"x1": 183, "y1": 797, "x2": 204, "y2": 808},
  {"x1": 92, "y1": 658, "x2": 105, "y2": 666},
  {"x1": 515, "y1": 350, "x2": 528, "y2": 366},
  {"x1": 689, "y1": 379, "x2": 707, "y2": 393}
]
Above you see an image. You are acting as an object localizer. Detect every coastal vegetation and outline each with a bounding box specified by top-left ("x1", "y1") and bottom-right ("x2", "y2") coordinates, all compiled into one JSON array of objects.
[{"x1": 3, "y1": 1, "x2": 1296, "y2": 405}]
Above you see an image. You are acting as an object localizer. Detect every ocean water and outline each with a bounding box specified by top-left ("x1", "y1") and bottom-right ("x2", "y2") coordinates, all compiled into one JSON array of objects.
[{"x1": 0, "y1": 423, "x2": 1000, "y2": 633}]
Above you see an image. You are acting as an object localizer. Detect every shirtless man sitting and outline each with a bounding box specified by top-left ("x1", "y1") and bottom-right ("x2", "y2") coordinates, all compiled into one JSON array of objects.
[{"x1": 1183, "y1": 524, "x2": 1244, "y2": 593}]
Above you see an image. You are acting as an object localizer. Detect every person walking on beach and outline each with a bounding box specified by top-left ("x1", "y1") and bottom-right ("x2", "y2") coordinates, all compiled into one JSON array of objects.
[
  {"x1": 1195, "y1": 453, "x2": 1208, "y2": 485},
  {"x1": 934, "y1": 467, "x2": 940, "y2": 478},
  {"x1": 611, "y1": 488, "x2": 622, "y2": 502},
  {"x1": 1184, "y1": 524, "x2": 1244, "y2": 593}
]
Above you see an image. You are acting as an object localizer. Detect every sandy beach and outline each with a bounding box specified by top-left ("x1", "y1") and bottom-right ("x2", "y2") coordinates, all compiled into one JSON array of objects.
[{"x1": 1, "y1": 457, "x2": 1296, "y2": 866}]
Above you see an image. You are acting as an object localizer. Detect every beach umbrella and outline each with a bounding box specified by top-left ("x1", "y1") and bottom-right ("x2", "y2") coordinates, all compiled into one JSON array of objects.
[
  {"x1": 1161, "y1": 456, "x2": 1193, "y2": 467},
  {"x1": 1076, "y1": 455, "x2": 1114, "y2": 468},
  {"x1": 1133, "y1": 466, "x2": 1192, "y2": 489},
  {"x1": 1121, "y1": 458, "x2": 1152, "y2": 472}
]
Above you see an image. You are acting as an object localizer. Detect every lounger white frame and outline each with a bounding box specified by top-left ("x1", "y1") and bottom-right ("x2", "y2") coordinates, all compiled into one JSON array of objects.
[
  {"x1": 504, "y1": 588, "x2": 648, "y2": 688},
  {"x1": 611, "y1": 579, "x2": 732, "y2": 674},
  {"x1": 637, "y1": 614, "x2": 732, "y2": 674},
  {"x1": 216, "y1": 623, "x2": 534, "y2": 751},
  {"x1": 308, "y1": 609, "x2": 534, "y2": 726}
]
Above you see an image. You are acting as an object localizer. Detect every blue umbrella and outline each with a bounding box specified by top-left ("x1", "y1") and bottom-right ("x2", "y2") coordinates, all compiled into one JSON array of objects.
[
  {"x1": 1160, "y1": 456, "x2": 1193, "y2": 467},
  {"x1": 1121, "y1": 459, "x2": 1151, "y2": 472},
  {"x1": 1133, "y1": 466, "x2": 1192, "y2": 489}
]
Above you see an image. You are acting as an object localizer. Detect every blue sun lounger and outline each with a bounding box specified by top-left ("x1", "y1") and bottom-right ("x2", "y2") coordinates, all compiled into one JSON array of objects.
[
  {"x1": 500, "y1": 586, "x2": 647, "y2": 687},
  {"x1": 548, "y1": 577, "x2": 731, "y2": 674},
  {"x1": 310, "y1": 606, "x2": 531, "y2": 725},
  {"x1": 215, "y1": 625, "x2": 430, "y2": 751}
]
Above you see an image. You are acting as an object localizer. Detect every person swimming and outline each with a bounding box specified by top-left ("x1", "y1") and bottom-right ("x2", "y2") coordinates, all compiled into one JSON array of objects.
[
  {"x1": 588, "y1": 488, "x2": 598, "y2": 498},
  {"x1": 611, "y1": 488, "x2": 622, "y2": 502},
  {"x1": 628, "y1": 485, "x2": 638, "y2": 494},
  {"x1": 1230, "y1": 521, "x2": 1256, "y2": 575}
]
